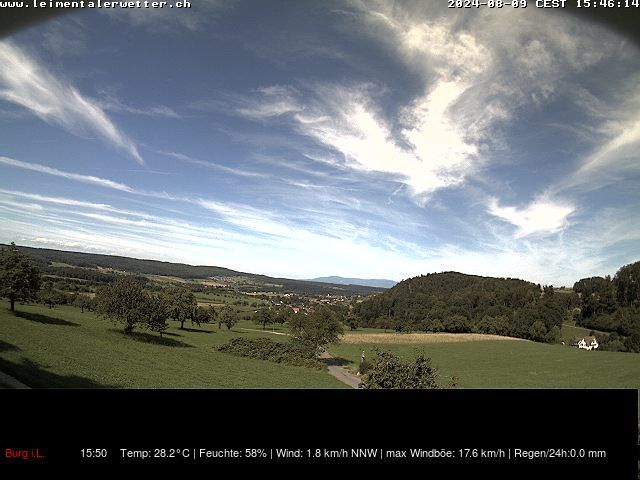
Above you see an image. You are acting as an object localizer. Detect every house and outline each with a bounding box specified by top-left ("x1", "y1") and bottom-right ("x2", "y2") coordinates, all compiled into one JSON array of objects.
[{"x1": 573, "y1": 336, "x2": 599, "y2": 351}]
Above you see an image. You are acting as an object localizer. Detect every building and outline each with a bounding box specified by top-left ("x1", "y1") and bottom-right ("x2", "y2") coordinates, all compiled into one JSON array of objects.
[{"x1": 573, "y1": 336, "x2": 599, "y2": 351}]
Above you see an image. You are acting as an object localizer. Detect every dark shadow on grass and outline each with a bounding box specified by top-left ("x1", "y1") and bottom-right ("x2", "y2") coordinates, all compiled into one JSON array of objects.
[
  {"x1": 322, "y1": 356, "x2": 350, "y2": 367},
  {"x1": 0, "y1": 357, "x2": 115, "y2": 388},
  {"x1": 160, "y1": 331, "x2": 182, "y2": 337},
  {"x1": 13, "y1": 310, "x2": 80, "y2": 327},
  {"x1": 0, "y1": 339, "x2": 21, "y2": 353},
  {"x1": 180, "y1": 327, "x2": 212, "y2": 334},
  {"x1": 108, "y1": 329, "x2": 193, "y2": 348}
]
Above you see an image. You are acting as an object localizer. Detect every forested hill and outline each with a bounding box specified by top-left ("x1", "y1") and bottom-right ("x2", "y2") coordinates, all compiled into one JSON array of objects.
[
  {"x1": 354, "y1": 271, "x2": 566, "y2": 343},
  {"x1": 6, "y1": 245, "x2": 385, "y2": 296}
]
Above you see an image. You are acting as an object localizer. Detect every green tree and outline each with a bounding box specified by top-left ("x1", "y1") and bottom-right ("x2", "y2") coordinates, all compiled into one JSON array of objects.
[
  {"x1": 73, "y1": 293, "x2": 95, "y2": 313},
  {"x1": 614, "y1": 261, "x2": 640, "y2": 308},
  {"x1": 361, "y1": 349, "x2": 446, "y2": 389},
  {"x1": 191, "y1": 305, "x2": 213, "y2": 328},
  {"x1": 345, "y1": 313, "x2": 359, "y2": 331},
  {"x1": 38, "y1": 282, "x2": 64, "y2": 309},
  {"x1": 165, "y1": 288, "x2": 198, "y2": 330},
  {"x1": 95, "y1": 276, "x2": 150, "y2": 334},
  {"x1": 288, "y1": 305, "x2": 344, "y2": 355},
  {"x1": 147, "y1": 294, "x2": 169, "y2": 337},
  {"x1": 253, "y1": 307, "x2": 275, "y2": 330},
  {"x1": 275, "y1": 307, "x2": 291, "y2": 325},
  {"x1": 0, "y1": 242, "x2": 41, "y2": 311},
  {"x1": 219, "y1": 305, "x2": 236, "y2": 330}
]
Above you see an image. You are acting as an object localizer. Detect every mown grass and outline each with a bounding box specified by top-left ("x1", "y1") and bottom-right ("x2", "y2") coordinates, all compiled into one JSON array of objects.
[
  {"x1": 0, "y1": 304, "x2": 346, "y2": 388},
  {"x1": 561, "y1": 323, "x2": 607, "y2": 344},
  {"x1": 330, "y1": 335, "x2": 640, "y2": 389}
]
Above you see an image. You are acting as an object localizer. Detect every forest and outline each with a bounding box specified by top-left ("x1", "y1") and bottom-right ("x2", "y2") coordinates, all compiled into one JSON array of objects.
[{"x1": 354, "y1": 262, "x2": 640, "y2": 351}]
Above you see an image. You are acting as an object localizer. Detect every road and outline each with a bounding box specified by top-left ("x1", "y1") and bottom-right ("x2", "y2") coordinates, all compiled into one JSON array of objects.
[{"x1": 238, "y1": 328, "x2": 361, "y2": 388}]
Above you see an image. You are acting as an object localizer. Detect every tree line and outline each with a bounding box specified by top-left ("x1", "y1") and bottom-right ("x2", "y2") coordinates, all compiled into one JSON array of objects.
[
  {"x1": 353, "y1": 272, "x2": 565, "y2": 343},
  {"x1": 572, "y1": 261, "x2": 640, "y2": 352}
]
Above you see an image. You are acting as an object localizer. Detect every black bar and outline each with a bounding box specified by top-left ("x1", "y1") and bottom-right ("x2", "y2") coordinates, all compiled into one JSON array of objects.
[{"x1": 0, "y1": 389, "x2": 637, "y2": 476}]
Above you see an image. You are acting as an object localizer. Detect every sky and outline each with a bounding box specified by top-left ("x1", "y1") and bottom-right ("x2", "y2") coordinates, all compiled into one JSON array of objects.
[{"x1": 0, "y1": 1, "x2": 639, "y2": 286}]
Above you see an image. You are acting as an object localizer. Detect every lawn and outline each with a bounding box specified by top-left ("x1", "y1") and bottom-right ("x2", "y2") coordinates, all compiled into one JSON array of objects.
[
  {"x1": 0, "y1": 304, "x2": 346, "y2": 388},
  {"x1": 330, "y1": 331, "x2": 640, "y2": 390}
]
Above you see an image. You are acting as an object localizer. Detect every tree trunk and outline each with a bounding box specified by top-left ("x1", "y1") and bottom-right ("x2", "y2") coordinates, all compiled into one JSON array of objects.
[
  {"x1": 10, "y1": 297, "x2": 15, "y2": 311},
  {"x1": 180, "y1": 319, "x2": 185, "y2": 329},
  {"x1": 81, "y1": 306, "x2": 84, "y2": 313}
]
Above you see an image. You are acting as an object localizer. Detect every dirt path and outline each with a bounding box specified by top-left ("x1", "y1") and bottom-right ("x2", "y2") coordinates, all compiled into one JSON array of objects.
[
  {"x1": 237, "y1": 327, "x2": 289, "y2": 336},
  {"x1": 237, "y1": 328, "x2": 361, "y2": 388},
  {"x1": 319, "y1": 351, "x2": 361, "y2": 389}
]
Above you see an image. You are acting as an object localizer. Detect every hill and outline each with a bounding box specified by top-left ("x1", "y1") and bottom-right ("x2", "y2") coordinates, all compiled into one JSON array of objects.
[
  {"x1": 6, "y1": 245, "x2": 385, "y2": 297},
  {"x1": 309, "y1": 276, "x2": 396, "y2": 289},
  {"x1": 354, "y1": 271, "x2": 566, "y2": 343}
]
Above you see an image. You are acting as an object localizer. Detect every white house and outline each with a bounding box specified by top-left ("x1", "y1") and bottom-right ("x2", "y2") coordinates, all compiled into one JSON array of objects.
[{"x1": 574, "y1": 336, "x2": 599, "y2": 350}]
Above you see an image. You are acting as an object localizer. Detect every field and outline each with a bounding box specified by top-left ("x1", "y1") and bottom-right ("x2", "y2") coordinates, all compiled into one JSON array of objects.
[
  {"x1": 330, "y1": 332, "x2": 640, "y2": 389},
  {"x1": 1, "y1": 302, "x2": 639, "y2": 396},
  {"x1": 0, "y1": 304, "x2": 345, "y2": 388}
]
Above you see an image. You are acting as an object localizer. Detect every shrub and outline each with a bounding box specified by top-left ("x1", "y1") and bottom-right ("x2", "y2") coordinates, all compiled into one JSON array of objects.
[
  {"x1": 361, "y1": 348, "x2": 455, "y2": 389},
  {"x1": 218, "y1": 337, "x2": 324, "y2": 369}
]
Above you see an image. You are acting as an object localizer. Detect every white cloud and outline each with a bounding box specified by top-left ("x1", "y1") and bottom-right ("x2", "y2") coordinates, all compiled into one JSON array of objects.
[
  {"x1": 0, "y1": 156, "x2": 134, "y2": 192},
  {"x1": 156, "y1": 150, "x2": 268, "y2": 179},
  {"x1": 98, "y1": 95, "x2": 181, "y2": 119},
  {"x1": 236, "y1": 85, "x2": 302, "y2": 120},
  {"x1": 236, "y1": 82, "x2": 481, "y2": 196},
  {"x1": 488, "y1": 196, "x2": 575, "y2": 238},
  {"x1": 0, "y1": 41, "x2": 143, "y2": 164},
  {"x1": 0, "y1": 188, "x2": 112, "y2": 210}
]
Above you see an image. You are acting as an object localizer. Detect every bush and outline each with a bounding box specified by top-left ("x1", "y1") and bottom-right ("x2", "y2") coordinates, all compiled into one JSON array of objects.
[
  {"x1": 218, "y1": 337, "x2": 324, "y2": 369},
  {"x1": 360, "y1": 348, "x2": 455, "y2": 389}
]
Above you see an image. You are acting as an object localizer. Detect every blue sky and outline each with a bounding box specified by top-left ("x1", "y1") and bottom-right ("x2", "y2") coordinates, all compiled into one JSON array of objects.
[{"x1": 1, "y1": 1, "x2": 639, "y2": 286}]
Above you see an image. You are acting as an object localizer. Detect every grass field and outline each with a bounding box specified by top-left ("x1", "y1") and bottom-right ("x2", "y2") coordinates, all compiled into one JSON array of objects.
[
  {"x1": 2, "y1": 303, "x2": 638, "y2": 395},
  {"x1": 0, "y1": 304, "x2": 346, "y2": 388},
  {"x1": 330, "y1": 332, "x2": 640, "y2": 389},
  {"x1": 561, "y1": 323, "x2": 607, "y2": 344}
]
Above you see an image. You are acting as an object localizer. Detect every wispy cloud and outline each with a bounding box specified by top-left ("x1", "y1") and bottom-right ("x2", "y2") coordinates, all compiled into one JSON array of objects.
[
  {"x1": 98, "y1": 95, "x2": 181, "y2": 119},
  {"x1": 0, "y1": 188, "x2": 112, "y2": 210},
  {"x1": 100, "y1": 0, "x2": 234, "y2": 32},
  {"x1": 488, "y1": 196, "x2": 575, "y2": 238},
  {"x1": 235, "y1": 85, "x2": 302, "y2": 120},
  {"x1": 0, "y1": 41, "x2": 143, "y2": 164},
  {"x1": 155, "y1": 150, "x2": 269, "y2": 178},
  {"x1": 0, "y1": 156, "x2": 134, "y2": 192}
]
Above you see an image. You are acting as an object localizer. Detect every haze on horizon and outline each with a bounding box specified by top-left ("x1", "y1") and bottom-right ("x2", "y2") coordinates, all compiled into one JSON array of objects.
[{"x1": 0, "y1": 1, "x2": 639, "y2": 287}]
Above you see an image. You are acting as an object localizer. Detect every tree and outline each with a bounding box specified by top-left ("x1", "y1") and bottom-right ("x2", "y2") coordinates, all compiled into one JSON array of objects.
[
  {"x1": 147, "y1": 294, "x2": 169, "y2": 337},
  {"x1": 223, "y1": 312, "x2": 238, "y2": 330},
  {"x1": 253, "y1": 307, "x2": 275, "y2": 330},
  {"x1": 73, "y1": 293, "x2": 95, "y2": 313},
  {"x1": 38, "y1": 282, "x2": 64, "y2": 309},
  {"x1": 0, "y1": 242, "x2": 41, "y2": 311},
  {"x1": 360, "y1": 349, "x2": 447, "y2": 389},
  {"x1": 345, "y1": 313, "x2": 359, "y2": 331},
  {"x1": 95, "y1": 276, "x2": 150, "y2": 334},
  {"x1": 191, "y1": 305, "x2": 213, "y2": 328},
  {"x1": 219, "y1": 305, "x2": 236, "y2": 330},
  {"x1": 164, "y1": 288, "x2": 198, "y2": 329},
  {"x1": 614, "y1": 261, "x2": 640, "y2": 308},
  {"x1": 288, "y1": 305, "x2": 344, "y2": 355},
  {"x1": 274, "y1": 307, "x2": 291, "y2": 325}
]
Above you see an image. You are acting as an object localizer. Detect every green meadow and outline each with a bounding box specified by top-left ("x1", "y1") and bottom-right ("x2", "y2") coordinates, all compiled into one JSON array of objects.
[{"x1": 0, "y1": 304, "x2": 345, "y2": 388}]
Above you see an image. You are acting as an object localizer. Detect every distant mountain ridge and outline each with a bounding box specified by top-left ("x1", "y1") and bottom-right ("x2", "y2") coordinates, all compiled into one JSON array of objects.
[
  {"x1": 6, "y1": 244, "x2": 386, "y2": 296},
  {"x1": 309, "y1": 276, "x2": 396, "y2": 289}
]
